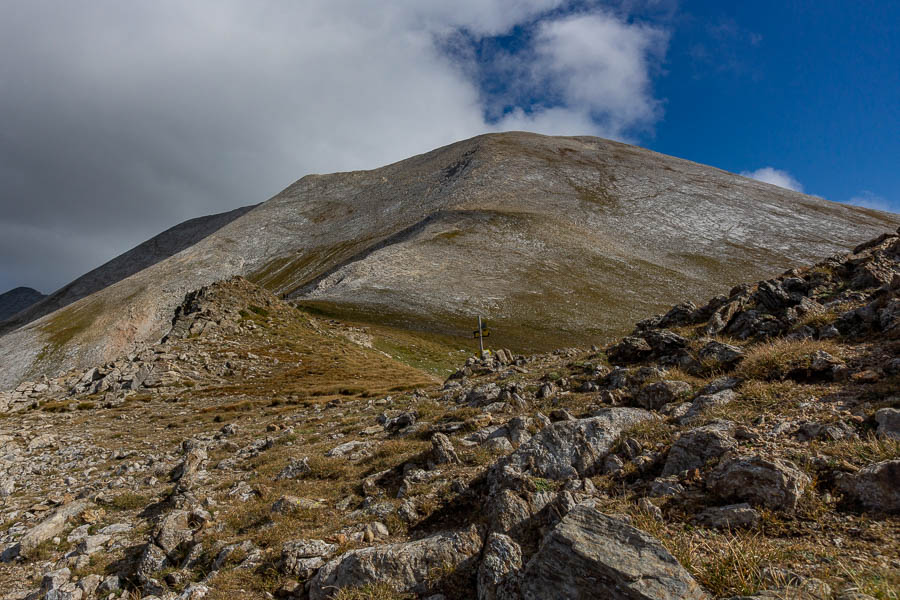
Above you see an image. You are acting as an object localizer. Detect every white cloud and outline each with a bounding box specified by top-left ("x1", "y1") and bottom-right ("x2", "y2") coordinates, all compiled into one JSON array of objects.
[
  {"x1": 0, "y1": 0, "x2": 670, "y2": 291},
  {"x1": 740, "y1": 167, "x2": 804, "y2": 192},
  {"x1": 847, "y1": 191, "x2": 894, "y2": 213}
]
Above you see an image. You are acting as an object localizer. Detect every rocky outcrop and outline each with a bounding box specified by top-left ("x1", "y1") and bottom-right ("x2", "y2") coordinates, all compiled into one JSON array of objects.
[
  {"x1": 837, "y1": 460, "x2": 900, "y2": 513},
  {"x1": 707, "y1": 455, "x2": 810, "y2": 511},
  {"x1": 662, "y1": 421, "x2": 736, "y2": 477},
  {"x1": 1, "y1": 499, "x2": 92, "y2": 561},
  {"x1": 519, "y1": 504, "x2": 706, "y2": 600},
  {"x1": 489, "y1": 408, "x2": 654, "y2": 485},
  {"x1": 307, "y1": 525, "x2": 483, "y2": 600}
]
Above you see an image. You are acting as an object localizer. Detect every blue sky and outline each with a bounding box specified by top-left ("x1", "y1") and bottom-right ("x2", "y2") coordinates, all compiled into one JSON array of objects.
[
  {"x1": 649, "y1": 1, "x2": 899, "y2": 210},
  {"x1": 466, "y1": 0, "x2": 899, "y2": 210},
  {"x1": 1, "y1": 0, "x2": 898, "y2": 292}
]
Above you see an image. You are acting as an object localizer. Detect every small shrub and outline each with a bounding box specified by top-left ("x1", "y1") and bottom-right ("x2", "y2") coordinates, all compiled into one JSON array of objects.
[
  {"x1": 107, "y1": 492, "x2": 151, "y2": 511},
  {"x1": 248, "y1": 305, "x2": 270, "y2": 318}
]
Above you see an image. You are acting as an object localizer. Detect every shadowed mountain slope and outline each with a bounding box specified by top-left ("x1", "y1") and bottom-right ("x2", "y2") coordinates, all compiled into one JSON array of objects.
[
  {"x1": 0, "y1": 205, "x2": 255, "y2": 335},
  {"x1": 0, "y1": 287, "x2": 46, "y2": 322},
  {"x1": 1, "y1": 131, "x2": 898, "y2": 388}
]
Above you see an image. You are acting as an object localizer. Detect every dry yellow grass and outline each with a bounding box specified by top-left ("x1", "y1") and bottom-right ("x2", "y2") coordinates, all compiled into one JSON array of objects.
[{"x1": 736, "y1": 338, "x2": 840, "y2": 381}]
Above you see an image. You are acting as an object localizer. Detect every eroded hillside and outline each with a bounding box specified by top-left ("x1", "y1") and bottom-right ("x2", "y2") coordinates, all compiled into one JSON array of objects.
[{"x1": 3, "y1": 132, "x2": 898, "y2": 389}]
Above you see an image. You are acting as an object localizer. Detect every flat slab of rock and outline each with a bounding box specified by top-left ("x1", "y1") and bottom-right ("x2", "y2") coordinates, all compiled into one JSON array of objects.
[
  {"x1": 2, "y1": 499, "x2": 92, "y2": 561},
  {"x1": 307, "y1": 525, "x2": 483, "y2": 600},
  {"x1": 490, "y1": 408, "x2": 654, "y2": 484},
  {"x1": 694, "y1": 503, "x2": 760, "y2": 529},
  {"x1": 520, "y1": 504, "x2": 706, "y2": 600}
]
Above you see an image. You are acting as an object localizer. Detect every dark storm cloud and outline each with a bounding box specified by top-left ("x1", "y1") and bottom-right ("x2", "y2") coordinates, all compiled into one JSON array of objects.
[{"x1": 0, "y1": 1, "x2": 668, "y2": 293}]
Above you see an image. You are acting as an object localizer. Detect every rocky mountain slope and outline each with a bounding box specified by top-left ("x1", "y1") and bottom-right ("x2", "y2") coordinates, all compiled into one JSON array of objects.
[
  {"x1": 0, "y1": 288, "x2": 46, "y2": 322},
  {"x1": 1, "y1": 228, "x2": 898, "y2": 600},
  {"x1": 2, "y1": 132, "x2": 898, "y2": 390}
]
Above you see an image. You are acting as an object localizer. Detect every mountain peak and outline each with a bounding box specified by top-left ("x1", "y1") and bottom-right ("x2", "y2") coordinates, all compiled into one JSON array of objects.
[
  {"x1": 0, "y1": 287, "x2": 46, "y2": 322},
  {"x1": 1, "y1": 133, "x2": 898, "y2": 389}
]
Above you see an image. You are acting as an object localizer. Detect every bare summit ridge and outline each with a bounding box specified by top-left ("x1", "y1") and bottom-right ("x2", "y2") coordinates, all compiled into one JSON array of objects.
[{"x1": 1, "y1": 131, "x2": 897, "y2": 388}]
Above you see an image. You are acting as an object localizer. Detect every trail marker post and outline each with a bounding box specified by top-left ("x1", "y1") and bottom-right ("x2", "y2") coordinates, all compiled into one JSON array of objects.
[{"x1": 473, "y1": 316, "x2": 490, "y2": 354}]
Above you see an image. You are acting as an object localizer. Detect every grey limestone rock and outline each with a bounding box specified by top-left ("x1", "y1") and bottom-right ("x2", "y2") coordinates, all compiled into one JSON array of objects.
[
  {"x1": 307, "y1": 525, "x2": 483, "y2": 600},
  {"x1": 477, "y1": 532, "x2": 522, "y2": 600},
  {"x1": 489, "y1": 408, "x2": 654, "y2": 485},
  {"x1": 707, "y1": 455, "x2": 810, "y2": 511},
  {"x1": 694, "y1": 503, "x2": 761, "y2": 529},
  {"x1": 875, "y1": 408, "x2": 900, "y2": 440},
  {"x1": 836, "y1": 459, "x2": 900, "y2": 513},
  {"x1": 636, "y1": 380, "x2": 692, "y2": 410},
  {"x1": 662, "y1": 421, "x2": 736, "y2": 476},
  {"x1": 519, "y1": 504, "x2": 706, "y2": 600}
]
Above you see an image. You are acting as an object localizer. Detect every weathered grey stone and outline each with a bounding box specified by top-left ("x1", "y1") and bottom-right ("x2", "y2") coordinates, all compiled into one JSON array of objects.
[
  {"x1": 875, "y1": 408, "x2": 900, "y2": 440},
  {"x1": 836, "y1": 459, "x2": 900, "y2": 513},
  {"x1": 430, "y1": 432, "x2": 460, "y2": 466},
  {"x1": 707, "y1": 455, "x2": 810, "y2": 511},
  {"x1": 477, "y1": 532, "x2": 522, "y2": 600},
  {"x1": 607, "y1": 337, "x2": 652, "y2": 364},
  {"x1": 281, "y1": 539, "x2": 338, "y2": 579},
  {"x1": 277, "y1": 457, "x2": 311, "y2": 480},
  {"x1": 694, "y1": 503, "x2": 760, "y2": 529},
  {"x1": 490, "y1": 489, "x2": 535, "y2": 536},
  {"x1": 468, "y1": 383, "x2": 502, "y2": 405},
  {"x1": 2, "y1": 499, "x2": 92, "y2": 561},
  {"x1": 662, "y1": 421, "x2": 736, "y2": 476},
  {"x1": 307, "y1": 525, "x2": 483, "y2": 600},
  {"x1": 520, "y1": 504, "x2": 706, "y2": 600},
  {"x1": 490, "y1": 408, "x2": 654, "y2": 485},
  {"x1": 636, "y1": 380, "x2": 692, "y2": 410},
  {"x1": 698, "y1": 341, "x2": 744, "y2": 369},
  {"x1": 76, "y1": 534, "x2": 111, "y2": 555}
]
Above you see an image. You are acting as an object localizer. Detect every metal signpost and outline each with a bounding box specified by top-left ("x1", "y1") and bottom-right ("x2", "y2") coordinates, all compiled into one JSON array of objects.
[{"x1": 473, "y1": 316, "x2": 490, "y2": 354}]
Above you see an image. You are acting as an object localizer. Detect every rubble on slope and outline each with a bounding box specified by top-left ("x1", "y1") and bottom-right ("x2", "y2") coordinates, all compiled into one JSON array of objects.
[{"x1": 1, "y1": 230, "x2": 899, "y2": 599}]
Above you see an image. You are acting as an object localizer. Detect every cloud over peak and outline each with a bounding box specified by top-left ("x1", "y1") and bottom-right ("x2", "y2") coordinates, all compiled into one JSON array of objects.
[
  {"x1": 740, "y1": 167, "x2": 804, "y2": 192},
  {"x1": 0, "y1": 1, "x2": 670, "y2": 292}
]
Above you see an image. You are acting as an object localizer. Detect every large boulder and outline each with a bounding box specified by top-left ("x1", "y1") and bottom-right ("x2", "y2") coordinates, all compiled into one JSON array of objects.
[
  {"x1": 707, "y1": 455, "x2": 810, "y2": 511},
  {"x1": 519, "y1": 504, "x2": 706, "y2": 600},
  {"x1": 489, "y1": 408, "x2": 654, "y2": 485},
  {"x1": 836, "y1": 460, "x2": 900, "y2": 513},
  {"x1": 307, "y1": 525, "x2": 483, "y2": 600}
]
